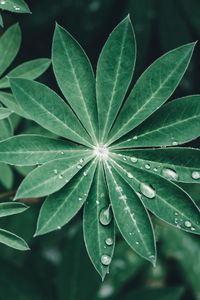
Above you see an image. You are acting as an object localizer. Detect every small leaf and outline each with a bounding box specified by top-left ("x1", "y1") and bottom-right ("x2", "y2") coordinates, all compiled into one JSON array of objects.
[
  {"x1": 53, "y1": 24, "x2": 97, "y2": 143},
  {"x1": 0, "y1": 229, "x2": 29, "y2": 251},
  {"x1": 113, "y1": 95, "x2": 200, "y2": 148},
  {"x1": 0, "y1": 58, "x2": 51, "y2": 89},
  {"x1": 111, "y1": 157, "x2": 200, "y2": 234},
  {"x1": 0, "y1": 107, "x2": 12, "y2": 120},
  {"x1": 104, "y1": 160, "x2": 156, "y2": 263},
  {"x1": 0, "y1": 92, "x2": 30, "y2": 118},
  {"x1": 96, "y1": 16, "x2": 136, "y2": 142},
  {"x1": 0, "y1": 0, "x2": 31, "y2": 13},
  {"x1": 0, "y1": 23, "x2": 21, "y2": 77},
  {"x1": 0, "y1": 163, "x2": 13, "y2": 189},
  {"x1": 35, "y1": 159, "x2": 97, "y2": 236},
  {"x1": 15, "y1": 154, "x2": 93, "y2": 199},
  {"x1": 0, "y1": 134, "x2": 89, "y2": 166},
  {"x1": 0, "y1": 117, "x2": 13, "y2": 140},
  {"x1": 9, "y1": 78, "x2": 92, "y2": 147},
  {"x1": 0, "y1": 202, "x2": 28, "y2": 217},
  {"x1": 113, "y1": 148, "x2": 200, "y2": 183},
  {"x1": 108, "y1": 42, "x2": 196, "y2": 144},
  {"x1": 83, "y1": 162, "x2": 115, "y2": 279}
]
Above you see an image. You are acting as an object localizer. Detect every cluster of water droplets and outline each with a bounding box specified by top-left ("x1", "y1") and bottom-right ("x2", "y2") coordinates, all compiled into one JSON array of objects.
[
  {"x1": 0, "y1": 0, "x2": 20, "y2": 10},
  {"x1": 174, "y1": 211, "x2": 196, "y2": 231}
]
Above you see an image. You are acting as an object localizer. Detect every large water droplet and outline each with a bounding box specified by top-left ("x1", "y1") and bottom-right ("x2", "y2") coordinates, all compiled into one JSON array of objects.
[
  {"x1": 131, "y1": 157, "x2": 138, "y2": 163},
  {"x1": 99, "y1": 206, "x2": 112, "y2": 226},
  {"x1": 184, "y1": 220, "x2": 192, "y2": 228},
  {"x1": 140, "y1": 183, "x2": 156, "y2": 199},
  {"x1": 162, "y1": 168, "x2": 178, "y2": 180},
  {"x1": 145, "y1": 164, "x2": 150, "y2": 169},
  {"x1": 105, "y1": 238, "x2": 113, "y2": 246},
  {"x1": 0, "y1": 1, "x2": 5, "y2": 4},
  {"x1": 191, "y1": 171, "x2": 200, "y2": 180},
  {"x1": 101, "y1": 255, "x2": 111, "y2": 266}
]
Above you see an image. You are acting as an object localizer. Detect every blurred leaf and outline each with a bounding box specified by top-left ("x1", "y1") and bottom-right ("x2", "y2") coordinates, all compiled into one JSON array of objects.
[
  {"x1": 0, "y1": 0, "x2": 31, "y2": 14},
  {"x1": 123, "y1": 287, "x2": 184, "y2": 300}
]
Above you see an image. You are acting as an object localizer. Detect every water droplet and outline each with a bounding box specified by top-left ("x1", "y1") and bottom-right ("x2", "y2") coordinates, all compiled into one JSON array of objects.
[
  {"x1": 119, "y1": 195, "x2": 127, "y2": 201},
  {"x1": 116, "y1": 186, "x2": 123, "y2": 192},
  {"x1": 131, "y1": 157, "x2": 138, "y2": 163},
  {"x1": 172, "y1": 141, "x2": 178, "y2": 146},
  {"x1": 83, "y1": 171, "x2": 88, "y2": 176},
  {"x1": 162, "y1": 168, "x2": 178, "y2": 180},
  {"x1": 127, "y1": 172, "x2": 134, "y2": 179},
  {"x1": 57, "y1": 226, "x2": 61, "y2": 230},
  {"x1": 191, "y1": 171, "x2": 200, "y2": 180},
  {"x1": 77, "y1": 164, "x2": 82, "y2": 169},
  {"x1": 0, "y1": 1, "x2": 5, "y2": 4},
  {"x1": 99, "y1": 206, "x2": 112, "y2": 226},
  {"x1": 59, "y1": 174, "x2": 63, "y2": 179},
  {"x1": 133, "y1": 136, "x2": 138, "y2": 140},
  {"x1": 140, "y1": 183, "x2": 156, "y2": 199},
  {"x1": 78, "y1": 197, "x2": 83, "y2": 201},
  {"x1": 105, "y1": 238, "x2": 113, "y2": 246},
  {"x1": 54, "y1": 169, "x2": 58, "y2": 174},
  {"x1": 96, "y1": 200, "x2": 100, "y2": 205},
  {"x1": 136, "y1": 241, "x2": 139, "y2": 245},
  {"x1": 60, "y1": 151, "x2": 64, "y2": 155},
  {"x1": 14, "y1": 5, "x2": 20, "y2": 10},
  {"x1": 101, "y1": 255, "x2": 111, "y2": 266},
  {"x1": 191, "y1": 227, "x2": 195, "y2": 231},
  {"x1": 184, "y1": 220, "x2": 192, "y2": 228},
  {"x1": 153, "y1": 167, "x2": 158, "y2": 172},
  {"x1": 79, "y1": 158, "x2": 84, "y2": 163},
  {"x1": 123, "y1": 157, "x2": 127, "y2": 161},
  {"x1": 145, "y1": 164, "x2": 150, "y2": 169}
]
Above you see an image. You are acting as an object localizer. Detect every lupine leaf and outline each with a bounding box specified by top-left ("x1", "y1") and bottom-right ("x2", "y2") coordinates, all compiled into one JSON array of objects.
[
  {"x1": 9, "y1": 78, "x2": 92, "y2": 147},
  {"x1": 0, "y1": 107, "x2": 12, "y2": 120},
  {"x1": 0, "y1": 135, "x2": 90, "y2": 166},
  {"x1": 0, "y1": 23, "x2": 21, "y2": 77},
  {"x1": 113, "y1": 148, "x2": 200, "y2": 183},
  {"x1": 104, "y1": 160, "x2": 156, "y2": 263},
  {"x1": 108, "y1": 42, "x2": 195, "y2": 144},
  {"x1": 0, "y1": 202, "x2": 28, "y2": 217},
  {"x1": 111, "y1": 157, "x2": 200, "y2": 234},
  {"x1": 52, "y1": 24, "x2": 98, "y2": 143},
  {"x1": 35, "y1": 159, "x2": 97, "y2": 236},
  {"x1": 0, "y1": 0, "x2": 31, "y2": 13},
  {"x1": 112, "y1": 95, "x2": 200, "y2": 148},
  {"x1": 15, "y1": 155, "x2": 93, "y2": 199},
  {"x1": 0, "y1": 162, "x2": 13, "y2": 189},
  {"x1": 0, "y1": 229, "x2": 29, "y2": 251},
  {"x1": 83, "y1": 162, "x2": 115, "y2": 279},
  {"x1": 0, "y1": 58, "x2": 51, "y2": 89},
  {"x1": 0, "y1": 117, "x2": 13, "y2": 140},
  {"x1": 96, "y1": 16, "x2": 136, "y2": 142},
  {"x1": 0, "y1": 92, "x2": 30, "y2": 118}
]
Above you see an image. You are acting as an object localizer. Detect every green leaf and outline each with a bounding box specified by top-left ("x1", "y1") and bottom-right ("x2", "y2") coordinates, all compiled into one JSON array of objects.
[
  {"x1": 108, "y1": 42, "x2": 196, "y2": 144},
  {"x1": 0, "y1": 107, "x2": 12, "y2": 120},
  {"x1": 113, "y1": 95, "x2": 200, "y2": 148},
  {"x1": 0, "y1": 13, "x2": 3, "y2": 27},
  {"x1": 0, "y1": 134, "x2": 89, "y2": 166},
  {"x1": 104, "y1": 160, "x2": 156, "y2": 263},
  {"x1": 35, "y1": 159, "x2": 97, "y2": 236},
  {"x1": 111, "y1": 157, "x2": 200, "y2": 234},
  {"x1": 9, "y1": 78, "x2": 92, "y2": 147},
  {"x1": 96, "y1": 16, "x2": 136, "y2": 142},
  {"x1": 0, "y1": 202, "x2": 28, "y2": 217},
  {"x1": 0, "y1": 23, "x2": 21, "y2": 77},
  {"x1": 125, "y1": 287, "x2": 184, "y2": 300},
  {"x1": 0, "y1": 92, "x2": 30, "y2": 118},
  {"x1": 15, "y1": 154, "x2": 93, "y2": 199},
  {"x1": 113, "y1": 148, "x2": 200, "y2": 183},
  {"x1": 0, "y1": 117, "x2": 13, "y2": 140},
  {"x1": 0, "y1": 0, "x2": 31, "y2": 13},
  {"x1": 0, "y1": 229, "x2": 29, "y2": 251},
  {"x1": 52, "y1": 24, "x2": 97, "y2": 143},
  {"x1": 0, "y1": 163, "x2": 13, "y2": 189},
  {"x1": 0, "y1": 58, "x2": 51, "y2": 89},
  {"x1": 83, "y1": 162, "x2": 115, "y2": 279}
]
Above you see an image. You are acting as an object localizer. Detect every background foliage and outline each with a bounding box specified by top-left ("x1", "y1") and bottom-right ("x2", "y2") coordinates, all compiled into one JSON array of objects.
[{"x1": 0, "y1": 0, "x2": 200, "y2": 299}]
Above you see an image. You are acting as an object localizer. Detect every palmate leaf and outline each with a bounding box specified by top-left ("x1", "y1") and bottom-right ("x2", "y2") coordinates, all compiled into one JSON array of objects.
[
  {"x1": 0, "y1": 16, "x2": 198, "y2": 278},
  {"x1": 0, "y1": 117, "x2": 13, "y2": 140},
  {"x1": 0, "y1": 0, "x2": 31, "y2": 14}
]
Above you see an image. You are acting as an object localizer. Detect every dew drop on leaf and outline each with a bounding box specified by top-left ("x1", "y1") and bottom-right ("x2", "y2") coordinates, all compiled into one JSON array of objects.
[
  {"x1": 162, "y1": 168, "x2": 178, "y2": 180},
  {"x1": 145, "y1": 164, "x2": 150, "y2": 169},
  {"x1": 99, "y1": 206, "x2": 112, "y2": 226},
  {"x1": 53, "y1": 169, "x2": 58, "y2": 174},
  {"x1": 153, "y1": 167, "x2": 158, "y2": 172},
  {"x1": 172, "y1": 141, "x2": 178, "y2": 146},
  {"x1": 115, "y1": 186, "x2": 123, "y2": 192},
  {"x1": 105, "y1": 238, "x2": 113, "y2": 246},
  {"x1": 0, "y1": 1, "x2": 5, "y2": 4},
  {"x1": 78, "y1": 197, "x2": 83, "y2": 201},
  {"x1": 127, "y1": 172, "x2": 134, "y2": 179},
  {"x1": 58, "y1": 174, "x2": 63, "y2": 179},
  {"x1": 184, "y1": 220, "x2": 192, "y2": 228},
  {"x1": 130, "y1": 157, "x2": 138, "y2": 163},
  {"x1": 191, "y1": 171, "x2": 200, "y2": 180},
  {"x1": 101, "y1": 255, "x2": 111, "y2": 266},
  {"x1": 133, "y1": 136, "x2": 138, "y2": 140},
  {"x1": 140, "y1": 183, "x2": 156, "y2": 199}
]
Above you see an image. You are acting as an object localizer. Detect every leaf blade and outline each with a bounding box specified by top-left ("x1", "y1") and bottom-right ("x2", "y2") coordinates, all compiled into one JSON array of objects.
[
  {"x1": 0, "y1": 229, "x2": 29, "y2": 251},
  {"x1": 0, "y1": 202, "x2": 28, "y2": 217}
]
